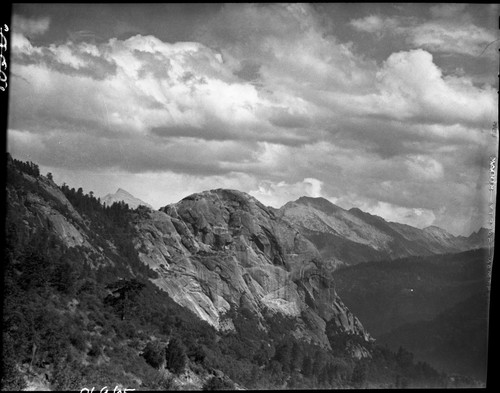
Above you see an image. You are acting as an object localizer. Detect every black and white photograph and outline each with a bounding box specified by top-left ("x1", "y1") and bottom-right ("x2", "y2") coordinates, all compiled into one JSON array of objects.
[{"x1": 2, "y1": 3, "x2": 498, "y2": 390}]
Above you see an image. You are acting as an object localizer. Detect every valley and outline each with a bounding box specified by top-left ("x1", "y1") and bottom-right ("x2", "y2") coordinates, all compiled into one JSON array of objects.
[{"x1": 332, "y1": 249, "x2": 490, "y2": 380}]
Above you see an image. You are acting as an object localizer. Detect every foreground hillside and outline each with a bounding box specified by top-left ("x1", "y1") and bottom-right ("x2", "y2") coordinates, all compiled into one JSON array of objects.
[
  {"x1": 332, "y1": 250, "x2": 490, "y2": 381},
  {"x1": 2, "y1": 155, "x2": 459, "y2": 389}
]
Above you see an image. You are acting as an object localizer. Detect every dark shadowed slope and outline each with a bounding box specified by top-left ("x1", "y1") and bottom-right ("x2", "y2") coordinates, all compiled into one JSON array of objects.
[{"x1": 332, "y1": 249, "x2": 490, "y2": 380}]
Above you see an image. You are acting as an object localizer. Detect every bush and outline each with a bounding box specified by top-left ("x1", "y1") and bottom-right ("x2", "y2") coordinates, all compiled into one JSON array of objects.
[
  {"x1": 187, "y1": 343, "x2": 206, "y2": 364},
  {"x1": 129, "y1": 337, "x2": 143, "y2": 350},
  {"x1": 1, "y1": 334, "x2": 27, "y2": 391},
  {"x1": 70, "y1": 335, "x2": 87, "y2": 352},
  {"x1": 112, "y1": 320, "x2": 137, "y2": 339},
  {"x1": 88, "y1": 341, "x2": 103, "y2": 358},
  {"x1": 147, "y1": 373, "x2": 176, "y2": 390},
  {"x1": 142, "y1": 341, "x2": 165, "y2": 369},
  {"x1": 351, "y1": 361, "x2": 368, "y2": 387},
  {"x1": 0, "y1": 360, "x2": 26, "y2": 391},
  {"x1": 203, "y1": 376, "x2": 235, "y2": 390},
  {"x1": 51, "y1": 359, "x2": 84, "y2": 391},
  {"x1": 166, "y1": 337, "x2": 186, "y2": 374}
]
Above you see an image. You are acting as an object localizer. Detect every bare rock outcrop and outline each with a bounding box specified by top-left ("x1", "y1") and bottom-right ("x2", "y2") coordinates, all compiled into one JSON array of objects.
[{"x1": 133, "y1": 189, "x2": 371, "y2": 349}]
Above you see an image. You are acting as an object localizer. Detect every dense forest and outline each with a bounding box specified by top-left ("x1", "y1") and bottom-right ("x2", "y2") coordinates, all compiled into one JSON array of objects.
[
  {"x1": 332, "y1": 248, "x2": 490, "y2": 381},
  {"x1": 1, "y1": 156, "x2": 477, "y2": 389}
]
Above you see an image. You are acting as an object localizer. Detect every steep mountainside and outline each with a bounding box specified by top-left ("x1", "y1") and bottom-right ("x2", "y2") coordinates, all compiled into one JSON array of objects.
[
  {"x1": 133, "y1": 189, "x2": 370, "y2": 350},
  {"x1": 332, "y1": 249, "x2": 489, "y2": 336},
  {"x1": 279, "y1": 196, "x2": 487, "y2": 269},
  {"x1": 102, "y1": 188, "x2": 153, "y2": 209},
  {"x1": 332, "y1": 249, "x2": 490, "y2": 380}
]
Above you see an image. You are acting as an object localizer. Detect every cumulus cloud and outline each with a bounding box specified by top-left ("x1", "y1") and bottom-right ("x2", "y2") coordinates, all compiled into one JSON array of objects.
[
  {"x1": 343, "y1": 49, "x2": 496, "y2": 125},
  {"x1": 10, "y1": 33, "x2": 295, "y2": 146}
]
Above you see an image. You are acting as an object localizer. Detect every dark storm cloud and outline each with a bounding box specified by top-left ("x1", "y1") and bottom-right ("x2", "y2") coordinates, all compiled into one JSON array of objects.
[
  {"x1": 233, "y1": 60, "x2": 261, "y2": 82},
  {"x1": 150, "y1": 125, "x2": 206, "y2": 139},
  {"x1": 268, "y1": 109, "x2": 312, "y2": 130},
  {"x1": 9, "y1": 129, "x2": 260, "y2": 176},
  {"x1": 149, "y1": 118, "x2": 315, "y2": 147}
]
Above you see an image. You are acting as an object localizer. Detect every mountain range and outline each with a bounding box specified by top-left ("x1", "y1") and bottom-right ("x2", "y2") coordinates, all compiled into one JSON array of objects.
[
  {"x1": 278, "y1": 196, "x2": 487, "y2": 269},
  {"x1": 102, "y1": 187, "x2": 487, "y2": 269},
  {"x1": 2, "y1": 154, "x2": 490, "y2": 389}
]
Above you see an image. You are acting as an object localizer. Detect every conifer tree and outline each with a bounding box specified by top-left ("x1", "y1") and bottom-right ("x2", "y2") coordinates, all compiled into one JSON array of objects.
[{"x1": 166, "y1": 337, "x2": 186, "y2": 374}]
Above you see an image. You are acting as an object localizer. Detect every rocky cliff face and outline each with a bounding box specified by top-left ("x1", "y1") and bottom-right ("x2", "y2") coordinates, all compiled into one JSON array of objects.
[
  {"x1": 279, "y1": 196, "x2": 488, "y2": 269},
  {"x1": 132, "y1": 189, "x2": 371, "y2": 349}
]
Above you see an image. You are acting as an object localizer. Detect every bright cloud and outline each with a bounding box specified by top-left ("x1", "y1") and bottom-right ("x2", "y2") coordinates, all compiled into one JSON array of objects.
[{"x1": 365, "y1": 49, "x2": 495, "y2": 124}]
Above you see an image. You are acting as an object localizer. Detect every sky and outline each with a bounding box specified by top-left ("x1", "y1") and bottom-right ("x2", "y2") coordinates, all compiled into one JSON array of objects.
[{"x1": 6, "y1": 3, "x2": 499, "y2": 236}]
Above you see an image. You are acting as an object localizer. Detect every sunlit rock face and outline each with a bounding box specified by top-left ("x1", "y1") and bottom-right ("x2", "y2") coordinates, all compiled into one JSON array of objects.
[{"x1": 132, "y1": 189, "x2": 371, "y2": 349}]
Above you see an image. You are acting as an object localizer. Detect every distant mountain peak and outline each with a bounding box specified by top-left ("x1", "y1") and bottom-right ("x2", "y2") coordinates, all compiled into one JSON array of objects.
[
  {"x1": 280, "y1": 197, "x2": 487, "y2": 268},
  {"x1": 292, "y1": 195, "x2": 344, "y2": 215},
  {"x1": 348, "y1": 207, "x2": 387, "y2": 223},
  {"x1": 102, "y1": 188, "x2": 153, "y2": 209},
  {"x1": 296, "y1": 195, "x2": 330, "y2": 203},
  {"x1": 466, "y1": 227, "x2": 489, "y2": 241},
  {"x1": 423, "y1": 225, "x2": 450, "y2": 234},
  {"x1": 115, "y1": 188, "x2": 133, "y2": 196}
]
